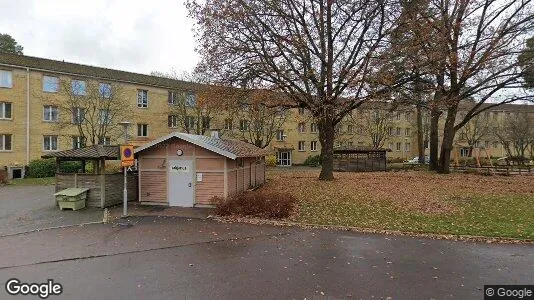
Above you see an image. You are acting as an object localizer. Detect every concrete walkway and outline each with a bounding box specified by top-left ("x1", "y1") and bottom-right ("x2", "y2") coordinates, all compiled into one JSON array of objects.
[
  {"x1": 0, "y1": 216, "x2": 532, "y2": 299},
  {"x1": 0, "y1": 185, "x2": 103, "y2": 236}
]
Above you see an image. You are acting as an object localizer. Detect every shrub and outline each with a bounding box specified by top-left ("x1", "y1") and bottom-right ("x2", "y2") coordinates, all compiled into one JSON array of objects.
[
  {"x1": 214, "y1": 190, "x2": 297, "y2": 219},
  {"x1": 60, "y1": 161, "x2": 83, "y2": 173},
  {"x1": 27, "y1": 159, "x2": 56, "y2": 178},
  {"x1": 265, "y1": 155, "x2": 277, "y2": 167},
  {"x1": 303, "y1": 154, "x2": 321, "y2": 167}
]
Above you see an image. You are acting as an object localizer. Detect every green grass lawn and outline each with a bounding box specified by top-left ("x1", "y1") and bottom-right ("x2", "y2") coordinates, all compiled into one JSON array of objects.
[
  {"x1": 265, "y1": 169, "x2": 534, "y2": 240},
  {"x1": 297, "y1": 195, "x2": 534, "y2": 239},
  {"x1": 7, "y1": 177, "x2": 56, "y2": 186}
]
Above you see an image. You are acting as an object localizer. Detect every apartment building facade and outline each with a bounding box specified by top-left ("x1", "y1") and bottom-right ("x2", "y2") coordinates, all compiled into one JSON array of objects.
[{"x1": 1, "y1": 53, "x2": 530, "y2": 176}]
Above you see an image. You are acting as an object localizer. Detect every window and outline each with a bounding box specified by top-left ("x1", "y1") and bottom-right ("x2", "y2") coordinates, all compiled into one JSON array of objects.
[
  {"x1": 98, "y1": 137, "x2": 111, "y2": 145},
  {"x1": 405, "y1": 128, "x2": 411, "y2": 136},
  {"x1": 72, "y1": 136, "x2": 85, "y2": 149},
  {"x1": 71, "y1": 80, "x2": 86, "y2": 96},
  {"x1": 0, "y1": 102, "x2": 12, "y2": 119},
  {"x1": 405, "y1": 142, "x2": 411, "y2": 152},
  {"x1": 298, "y1": 107, "x2": 305, "y2": 115},
  {"x1": 276, "y1": 130, "x2": 285, "y2": 141},
  {"x1": 0, "y1": 70, "x2": 13, "y2": 88},
  {"x1": 72, "y1": 107, "x2": 85, "y2": 124},
  {"x1": 168, "y1": 91, "x2": 179, "y2": 105},
  {"x1": 224, "y1": 119, "x2": 233, "y2": 130},
  {"x1": 99, "y1": 83, "x2": 112, "y2": 98},
  {"x1": 202, "y1": 116, "x2": 210, "y2": 130},
  {"x1": 298, "y1": 141, "x2": 306, "y2": 151},
  {"x1": 185, "y1": 116, "x2": 195, "y2": 130},
  {"x1": 310, "y1": 141, "x2": 317, "y2": 151},
  {"x1": 396, "y1": 142, "x2": 401, "y2": 151},
  {"x1": 395, "y1": 127, "x2": 401, "y2": 136},
  {"x1": 276, "y1": 151, "x2": 291, "y2": 166},
  {"x1": 137, "y1": 90, "x2": 148, "y2": 108},
  {"x1": 185, "y1": 92, "x2": 196, "y2": 107},
  {"x1": 0, "y1": 134, "x2": 12, "y2": 151},
  {"x1": 99, "y1": 109, "x2": 110, "y2": 124},
  {"x1": 387, "y1": 127, "x2": 393, "y2": 136},
  {"x1": 484, "y1": 141, "x2": 489, "y2": 148},
  {"x1": 310, "y1": 123, "x2": 318, "y2": 133},
  {"x1": 347, "y1": 125, "x2": 354, "y2": 133},
  {"x1": 388, "y1": 143, "x2": 394, "y2": 150},
  {"x1": 43, "y1": 105, "x2": 58, "y2": 122},
  {"x1": 396, "y1": 112, "x2": 402, "y2": 120},
  {"x1": 474, "y1": 141, "x2": 480, "y2": 148},
  {"x1": 43, "y1": 76, "x2": 59, "y2": 92},
  {"x1": 137, "y1": 124, "x2": 148, "y2": 137},
  {"x1": 43, "y1": 135, "x2": 58, "y2": 151},
  {"x1": 168, "y1": 115, "x2": 178, "y2": 128},
  {"x1": 298, "y1": 122, "x2": 306, "y2": 133},
  {"x1": 460, "y1": 148, "x2": 470, "y2": 157},
  {"x1": 239, "y1": 120, "x2": 249, "y2": 131},
  {"x1": 405, "y1": 112, "x2": 411, "y2": 120}
]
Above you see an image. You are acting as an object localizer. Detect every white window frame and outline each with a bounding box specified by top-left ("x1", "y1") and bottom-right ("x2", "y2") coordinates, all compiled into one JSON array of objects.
[
  {"x1": 0, "y1": 102, "x2": 12, "y2": 119},
  {"x1": 43, "y1": 75, "x2": 59, "y2": 93},
  {"x1": 0, "y1": 134, "x2": 12, "y2": 151},
  {"x1": 185, "y1": 92, "x2": 196, "y2": 107},
  {"x1": 185, "y1": 116, "x2": 196, "y2": 130},
  {"x1": 396, "y1": 142, "x2": 401, "y2": 151},
  {"x1": 347, "y1": 125, "x2": 354, "y2": 133},
  {"x1": 276, "y1": 151, "x2": 292, "y2": 166},
  {"x1": 168, "y1": 91, "x2": 179, "y2": 105},
  {"x1": 137, "y1": 90, "x2": 148, "y2": 108},
  {"x1": 72, "y1": 107, "x2": 85, "y2": 124},
  {"x1": 43, "y1": 135, "x2": 58, "y2": 151},
  {"x1": 99, "y1": 136, "x2": 111, "y2": 145},
  {"x1": 239, "y1": 120, "x2": 249, "y2": 131},
  {"x1": 310, "y1": 141, "x2": 317, "y2": 152},
  {"x1": 405, "y1": 142, "x2": 411, "y2": 152},
  {"x1": 71, "y1": 80, "x2": 86, "y2": 96},
  {"x1": 99, "y1": 109, "x2": 111, "y2": 124},
  {"x1": 224, "y1": 119, "x2": 233, "y2": 130},
  {"x1": 310, "y1": 123, "x2": 318, "y2": 133},
  {"x1": 137, "y1": 124, "x2": 148, "y2": 137},
  {"x1": 405, "y1": 128, "x2": 411, "y2": 136},
  {"x1": 298, "y1": 141, "x2": 306, "y2": 151},
  {"x1": 72, "y1": 136, "x2": 85, "y2": 149},
  {"x1": 99, "y1": 83, "x2": 112, "y2": 99},
  {"x1": 0, "y1": 70, "x2": 13, "y2": 88},
  {"x1": 43, "y1": 105, "x2": 58, "y2": 122},
  {"x1": 168, "y1": 115, "x2": 179, "y2": 128},
  {"x1": 276, "y1": 130, "x2": 285, "y2": 141},
  {"x1": 298, "y1": 122, "x2": 306, "y2": 133}
]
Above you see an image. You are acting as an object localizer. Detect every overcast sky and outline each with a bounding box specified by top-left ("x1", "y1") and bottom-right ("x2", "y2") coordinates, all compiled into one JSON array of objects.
[{"x1": 0, "y1": 0, "x2": 198, "y2": 75}]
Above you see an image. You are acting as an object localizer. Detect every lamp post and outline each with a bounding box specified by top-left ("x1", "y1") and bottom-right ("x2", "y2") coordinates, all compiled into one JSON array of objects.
[{"x1": 118, "y1": 121, "x2": 131, "y2": 217}]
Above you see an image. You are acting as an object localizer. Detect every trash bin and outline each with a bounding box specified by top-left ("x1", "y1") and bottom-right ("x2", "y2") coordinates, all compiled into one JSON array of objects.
[{"x1": 54, "y1": 188, "x2": 90, "y2": 211}]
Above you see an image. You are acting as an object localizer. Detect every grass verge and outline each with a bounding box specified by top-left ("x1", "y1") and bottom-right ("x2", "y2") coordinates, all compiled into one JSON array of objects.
[{"x1": 7, "y1": 177, "x2": 55, "y2": 186}]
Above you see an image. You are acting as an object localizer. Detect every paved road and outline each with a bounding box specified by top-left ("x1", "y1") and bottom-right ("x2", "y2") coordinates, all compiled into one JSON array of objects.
[
  {"x1": 0, "y1": 185, "x2": 103, "y2": 236},
  {"x1": 0, "y1": 217, "x2": 532, "y2": 299}
]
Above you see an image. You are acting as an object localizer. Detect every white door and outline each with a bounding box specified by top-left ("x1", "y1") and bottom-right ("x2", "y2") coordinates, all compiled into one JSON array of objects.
[
  {"x1": 277, "y1": 151, "x2": 292, "y2": 166},
  {"x1": 168, "y1": 160, "x2": 194, "y2": 207}
]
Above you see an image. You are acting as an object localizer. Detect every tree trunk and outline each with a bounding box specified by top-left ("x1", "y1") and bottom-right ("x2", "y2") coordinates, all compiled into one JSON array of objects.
[
  {"x1": 428, "y1": 106, "x2": 441, "y2": 171},
  {"x1": 318, "y1": 117, "x2": 335, "y2": 181},
  {"x1": 416, "y1": 105, "x2": 424, "y2": 163},
  {"x1": 438, "y1": 107, "x2": 458, "y2": 174}
]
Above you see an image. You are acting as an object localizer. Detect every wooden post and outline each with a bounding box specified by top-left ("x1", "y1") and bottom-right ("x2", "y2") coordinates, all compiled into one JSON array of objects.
[
  {"x1": 81, "y1": 160, "x2": 86, "y2": 173},
  {"x1": 56, "y1": 159, "x2": 61, "y2": 173}
]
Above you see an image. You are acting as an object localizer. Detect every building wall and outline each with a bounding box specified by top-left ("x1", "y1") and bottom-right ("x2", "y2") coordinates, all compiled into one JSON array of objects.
[
  {"x1": 2, "y1": 58, "x2": 533, "y2": 169},
  {"x1": 137, "y1": 137, "x2": 265, "y2": 206}
]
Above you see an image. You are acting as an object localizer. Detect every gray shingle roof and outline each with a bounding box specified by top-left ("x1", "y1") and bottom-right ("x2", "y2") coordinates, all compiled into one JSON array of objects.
[
  {"x1": 41, "y1": 145, "x2": 119, "y2": 160},
  {"x1": 0, "y1": 53, "x2": 202, "y2": 91},
  {"x1": 134, "y1": 132, "x2": 268, "y2": 159}
]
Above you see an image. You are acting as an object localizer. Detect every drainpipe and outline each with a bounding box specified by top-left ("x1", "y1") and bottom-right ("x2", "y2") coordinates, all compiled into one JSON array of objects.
[{"x1": 26, "y1": 67, "x2": 30, "y2": 165}]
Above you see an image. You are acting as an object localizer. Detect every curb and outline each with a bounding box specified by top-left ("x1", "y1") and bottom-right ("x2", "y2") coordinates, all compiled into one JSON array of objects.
[
  {"x1": 213, "y1": 216, "x2": 534, "y2": 245},
  {"x1": 0, "y1": 221, "x2": 104, "y2": 238}
]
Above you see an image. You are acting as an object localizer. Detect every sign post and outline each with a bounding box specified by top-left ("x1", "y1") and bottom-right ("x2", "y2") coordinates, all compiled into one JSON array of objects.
[{"x1": 120, "y1": 145, "x2": 134, "y2": 217}]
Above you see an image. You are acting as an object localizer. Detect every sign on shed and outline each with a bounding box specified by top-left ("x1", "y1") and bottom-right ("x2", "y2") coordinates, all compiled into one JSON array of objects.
[{"x1": 120, "y1": 145, "x2": 135, "y2": 167}]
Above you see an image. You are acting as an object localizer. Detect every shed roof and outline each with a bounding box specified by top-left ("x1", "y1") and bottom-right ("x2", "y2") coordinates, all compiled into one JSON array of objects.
[
  {"x1": 42, "y1": 145, "x2": 119, "y2": 160},
  {"x1": 333, "y1": 146, "x2": 389, "y2": 154},
  {"x1": 134, "y1": 132, "x2": 268, "y2": 159}
]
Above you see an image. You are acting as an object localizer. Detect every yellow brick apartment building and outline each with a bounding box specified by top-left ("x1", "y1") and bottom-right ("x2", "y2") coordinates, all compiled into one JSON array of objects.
[{"x1": 1, "y1": 53, "x2": 531, "y2": 178}]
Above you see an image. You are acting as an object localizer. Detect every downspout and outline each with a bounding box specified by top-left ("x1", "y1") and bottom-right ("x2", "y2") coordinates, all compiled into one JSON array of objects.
[{"x1": 26, "y1": 67, "x2": 30, "y2": 165}]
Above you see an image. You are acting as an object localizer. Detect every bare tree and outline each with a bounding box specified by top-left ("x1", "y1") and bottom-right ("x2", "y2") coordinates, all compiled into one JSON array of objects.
[
  {"x1": 41, "y1": 78, "x2": 130, "y2": 147},
  {"x1": 187, "y1": 0, "x2": 397, "y2": 180},
  {"x1": 457, "y1": 112, "x2": 490, "y2": 155},
  {"x1": 493, "y1": 112, "x2": 534, "y2": 163},
  {"x1": 417, "y1": 0, "x2": 534, "y2": 173},
  {"x1": 349, "y1": 104, "x2": 396, "y2": 149}
]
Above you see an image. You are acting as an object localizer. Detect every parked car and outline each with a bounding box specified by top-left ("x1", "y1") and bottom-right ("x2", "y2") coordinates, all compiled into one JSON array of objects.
[{"x1": 405, "y1": 156, "x2": 429, "y2": 164}]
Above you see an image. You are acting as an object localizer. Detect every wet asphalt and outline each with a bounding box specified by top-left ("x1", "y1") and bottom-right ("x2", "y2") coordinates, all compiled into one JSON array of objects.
[
  {"x1": 0, "y1": 216, "x2": 532, "y2": 299},
  {"x1": 0, "y1": 185, "x2": 103, "y2": 236}
]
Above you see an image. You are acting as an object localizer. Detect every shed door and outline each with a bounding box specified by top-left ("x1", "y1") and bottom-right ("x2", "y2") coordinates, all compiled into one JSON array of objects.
[{"x1": 168, "y1": 160, "x2": 194, "y2": 207}]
